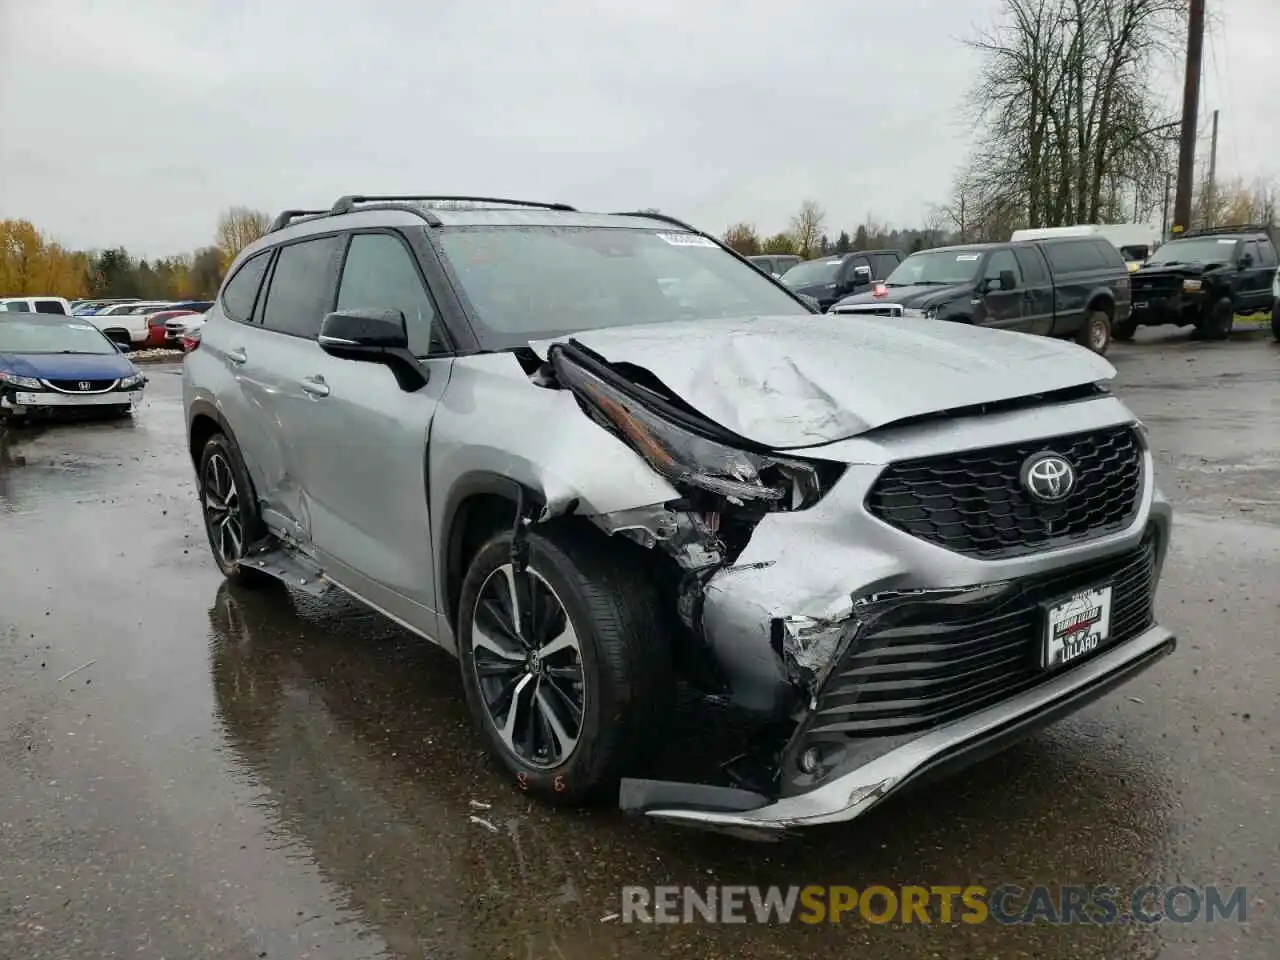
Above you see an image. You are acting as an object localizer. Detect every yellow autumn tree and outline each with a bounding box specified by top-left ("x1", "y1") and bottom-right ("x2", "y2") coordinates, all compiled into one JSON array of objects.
[
  {"x1": 215, "y1": 206, "x2": 272, "y2": 268},
  {"x1": 0, "y1": 219, "x2": 90, "y2": 298}
]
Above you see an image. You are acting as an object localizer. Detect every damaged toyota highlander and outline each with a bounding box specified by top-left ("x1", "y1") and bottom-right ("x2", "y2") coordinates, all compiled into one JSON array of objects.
[{"x1": 183, "y1": 196, "x2": 1176, "y2": 839}]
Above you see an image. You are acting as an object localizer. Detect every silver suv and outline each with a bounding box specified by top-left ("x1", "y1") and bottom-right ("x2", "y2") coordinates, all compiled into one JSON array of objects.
[{"x1": 183, "y1": 195, "x2": 1175, "y2": 838}]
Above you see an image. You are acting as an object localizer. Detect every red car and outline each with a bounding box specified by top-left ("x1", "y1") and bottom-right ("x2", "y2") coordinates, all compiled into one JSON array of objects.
[{"x1": 143, "y1": 309, "x2": 196, "y2": 348}]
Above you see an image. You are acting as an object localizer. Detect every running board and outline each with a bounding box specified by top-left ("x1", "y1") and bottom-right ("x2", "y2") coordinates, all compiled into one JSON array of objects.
[{"x1": 240, "y1": 543, "x2": 331, "y2": 598}]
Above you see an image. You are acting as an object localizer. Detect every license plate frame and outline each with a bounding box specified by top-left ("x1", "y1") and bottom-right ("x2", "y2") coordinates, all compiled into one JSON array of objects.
[
  {"x1": 1134, "y1": 301, "x2": 1148, "y2": 309},
  {"x1": 1042, "y1": 583, "x2": 1113, "y2": 670}
]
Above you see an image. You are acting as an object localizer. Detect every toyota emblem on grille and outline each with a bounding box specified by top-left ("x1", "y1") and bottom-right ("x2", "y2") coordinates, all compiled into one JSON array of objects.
[
  {"x1": 1021, "y1": 452, "x2": 1076, "y2": 502},
  {"x1": 78, "y1": 381, "x2": 92, "y2": 391}
]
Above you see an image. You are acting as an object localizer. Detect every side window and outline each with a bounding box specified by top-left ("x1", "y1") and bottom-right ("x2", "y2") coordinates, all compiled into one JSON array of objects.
[
  {"x1": 1013, "y1": 246, "x2": 1049, "y2": 284},
  {"x1": 260, "y1": 236, "x2": 342, "y2": 339},
  {"x1": 984, "y1": 249, "x2": 1022, "y2": 285},
  {"x1": 870, "y1": 253, "x2": 899, "y2": 278},
  {"x1": 1257, "y1": 237, "x2": 1278, "y2": 267},
  {"x1": 33, "y1": 299, "x2": 67, "y2": 314},
  {"x1": 1093, "y1": 239, "x2": 1126, "y2": 269},
  {"x1": 1, "y1": 301, "x2": 29, "y2": 312},
  {"x1": 221, "y1": 251, "x2": 272, "y2": 324},
  {"x1": 1043, "y1": 241, "x2": 1095, "y2": 273},
  {"x1": 336, "y1": 233, "x2": 442, "y2": 356},
  {"x1": 1241, "y1": 240, "x2": 1261, "y2": 267}
]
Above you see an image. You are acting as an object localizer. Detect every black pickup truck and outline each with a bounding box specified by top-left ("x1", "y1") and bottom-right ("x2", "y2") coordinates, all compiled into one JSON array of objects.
[
  {"x1": 1121, "y1": 225, "x2": 1279, "y2": 341},
  {"x1": 829, "y1": 236, "x2": 1131, "y2": 355},
  {"x1": 779, "y1": 249, "x2": 905, "y2": 311}
]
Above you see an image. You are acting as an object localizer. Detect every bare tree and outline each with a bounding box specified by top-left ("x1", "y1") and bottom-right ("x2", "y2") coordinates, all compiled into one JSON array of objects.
[
  {"x1": 722, "y1": 222, "x2": 762, "y2": 255},
  {"x1": 215, "y1": 206, "x2": 271, "y2": 264},
  {"x1": 789, "y1": 200, "x2": 826, "y2": 258},
  {"x1": 955, "y1": 0, "x2": 1182, "y2": 235}
]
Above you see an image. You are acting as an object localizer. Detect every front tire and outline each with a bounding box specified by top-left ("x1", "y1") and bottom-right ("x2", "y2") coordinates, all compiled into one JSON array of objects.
[
  {"x1": 1199, "y1": 296, "x2": 1234, "y2": 341},
  {"x1": 1112, "y1": 314, "x2": 1139, "y2": 341},
  {"x1": 198, "y1": 432, "x2": 275, "y2": 587},
  {"x1": 1076, "y1": 309, "x2": 1112, "y2": 355},
  {"x1": 457, "y1": 523, "x2": 673, "y2": 805}
]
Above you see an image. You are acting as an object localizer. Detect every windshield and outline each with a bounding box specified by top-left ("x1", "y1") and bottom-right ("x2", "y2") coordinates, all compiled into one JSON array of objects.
[
  {"x1": 0, "y1": 317, "x2": 117, "y2": 354},
  {"x1": 1147, "y1": 237, "x2": 1238, "y2": 264},
  {"x1": 780, "y1": 258, "x2": 843, "y2": 288},
  {"x1": 435, "y1": 226, "x2": 809, "y2": 346},
  {"x1": 885, "y1": 249, "x2": 985, "y2": 286}
]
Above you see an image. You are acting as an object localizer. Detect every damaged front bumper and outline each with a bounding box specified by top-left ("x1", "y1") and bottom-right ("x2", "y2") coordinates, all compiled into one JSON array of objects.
[
  {"x1": 608, "y1": 397, "x2": 1175, "y2": 836},
  {"x1": 623, "y1": 620, "x2": 1174, "y2": 839}
]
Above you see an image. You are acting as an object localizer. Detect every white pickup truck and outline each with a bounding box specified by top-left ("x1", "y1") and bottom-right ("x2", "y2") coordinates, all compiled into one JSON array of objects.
[{"x1": 83, "y1": 301, "x2": 172, "y2": 348}]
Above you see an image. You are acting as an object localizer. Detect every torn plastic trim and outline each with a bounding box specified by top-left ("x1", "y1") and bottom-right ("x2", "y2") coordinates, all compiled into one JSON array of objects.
[{"x1": 624, "y1": 623, "x2": 1176, "y2": 835}]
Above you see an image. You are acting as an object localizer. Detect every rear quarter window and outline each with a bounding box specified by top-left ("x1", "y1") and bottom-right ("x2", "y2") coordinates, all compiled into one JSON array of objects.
[
  {"x1": 221, "y1": 250, "x2": 273, "y2": 323},
  {"x1": 33, "y1": 299, "x2": 67, "y2": 314},
  {"x1": 1044, "y1": 240, "x2": 1110, "y2": 274}
]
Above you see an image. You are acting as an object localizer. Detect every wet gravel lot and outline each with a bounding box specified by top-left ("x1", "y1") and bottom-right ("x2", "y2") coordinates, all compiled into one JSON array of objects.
[{"x1": 1, "y1": 330, "x2": 1277, "y2": 959}]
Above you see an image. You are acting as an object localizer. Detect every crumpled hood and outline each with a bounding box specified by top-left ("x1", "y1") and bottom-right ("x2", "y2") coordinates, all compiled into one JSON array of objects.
[
  {"x1": 531, "y1": 315, "x2": 1114, "y2": 449},
  {"x1": 832, "y1": 282, "x2": 970, "y2": 310},
  {"x1": 0, "y1": 351, "x2": 136, "y2": 381}
]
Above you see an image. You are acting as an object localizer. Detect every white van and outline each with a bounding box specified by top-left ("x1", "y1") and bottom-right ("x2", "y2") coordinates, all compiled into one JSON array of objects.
[
  {"x1": 1010, "y1": 224, "x2": 1160, "y2": 271},
  {"x1": 0, "y1": 296, "x2": 73, "y2": 315}
]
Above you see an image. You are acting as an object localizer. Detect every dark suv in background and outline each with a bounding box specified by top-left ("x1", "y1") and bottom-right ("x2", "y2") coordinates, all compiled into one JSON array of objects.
[
  {"x1": 780, "y1": 249, "x2": 905, "y2": 311},
  {"x1": 1124, "y1": 225, "x2": 1278, "y2": 341},
  {"x1": 831, "y1": 236, "x2": 1130, "y2": 355}
]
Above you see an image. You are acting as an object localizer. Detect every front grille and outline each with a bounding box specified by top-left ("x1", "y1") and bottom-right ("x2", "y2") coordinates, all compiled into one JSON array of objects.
[
  {"x1": 1131, "y1": 275, "x2": 1182, "y2": 298},
  {"x1": 808, "y1": 537, "x2": 1156, "y2": 739},
  {"x1": 43, "y1": 378, "x2": 119, "y2": 394},
  {"x1": 866, "y1": 425, "x2": 1144, "y2": 559}
]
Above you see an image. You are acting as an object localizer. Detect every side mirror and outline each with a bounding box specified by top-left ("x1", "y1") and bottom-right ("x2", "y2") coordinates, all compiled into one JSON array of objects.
[
  {"x1": 318, "y1": 308, "x2": 427, "y2": 391},
  {"x1": 998, "y1": 269, "x2": 1018, "y2": 291},
  {"x1": 1239, "y1": 253, "x2": 1253, "y2": 269},
  {"x1": 852, "y1": 265, "x2": 873, "y2": 286}
]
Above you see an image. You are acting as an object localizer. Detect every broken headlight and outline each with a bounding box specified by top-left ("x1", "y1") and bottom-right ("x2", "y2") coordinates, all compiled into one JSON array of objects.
[{"x1": 554, "y1": 347, "x2": 837, "y2": 506}]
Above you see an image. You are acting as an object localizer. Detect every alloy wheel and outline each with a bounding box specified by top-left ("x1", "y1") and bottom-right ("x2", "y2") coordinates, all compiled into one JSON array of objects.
[
  {"x1": 203, "y1": 453, "x2": 244, "y2": 567},
  {"x1": 1091, "y1": 316, "x2": 1108, "y2": 351},
  {"x1": 470, "y1": 562, "x2": 586, "y2": 769}
]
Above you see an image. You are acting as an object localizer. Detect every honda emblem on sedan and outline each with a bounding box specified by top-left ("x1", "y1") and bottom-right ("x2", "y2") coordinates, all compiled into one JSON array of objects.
[
  {"x1": 78, "y1": 381, "x2": 92, "y2": 391},
  {"x1": 1021, "y1": 452, "x2": 1076, "y2": 502}
]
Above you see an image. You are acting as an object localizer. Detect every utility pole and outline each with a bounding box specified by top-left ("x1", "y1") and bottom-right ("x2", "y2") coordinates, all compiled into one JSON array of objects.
[
  {"x1": 1205, "y1": 108, "x2": 1219, "y2": 229},
  {"x1": 1171, "y1": 0, "x2": 1205, "y2": 235},
  {"x1": 1162, "y1": 172, "x2": 1172, "y2": 241}
]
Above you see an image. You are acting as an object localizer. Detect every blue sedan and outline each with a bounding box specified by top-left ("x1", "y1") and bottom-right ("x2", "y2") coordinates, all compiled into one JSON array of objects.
[{"x1": 0, "y1": 312, "x2": 147, "y2": 421}]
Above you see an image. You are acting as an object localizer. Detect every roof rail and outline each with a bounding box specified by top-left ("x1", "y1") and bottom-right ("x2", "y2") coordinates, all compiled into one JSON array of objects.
[
  {"x1": 1177, "y1": 223, "x2": 1273, "y2": 239},
  {"x1": 329, "y1": 195, "x2": 577, "y2": 215},
  {"x1": 610, "y1": 209, "x2": 705, "y2": 234},
  {"x1": 267, "y1": 209, "x2": 331, "y2": 233}
]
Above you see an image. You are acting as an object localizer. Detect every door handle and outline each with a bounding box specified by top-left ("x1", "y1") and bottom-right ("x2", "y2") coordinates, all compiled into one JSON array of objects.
[
  {"x1": 300, "y1": 375, "x2": 330, "y2": 398},
  {"x1": 227, "y1": 347, "x2": 247, "y2": 365},
  {"x1": 1023, "y1": 290, "x2": 1034, "y2": 301}
]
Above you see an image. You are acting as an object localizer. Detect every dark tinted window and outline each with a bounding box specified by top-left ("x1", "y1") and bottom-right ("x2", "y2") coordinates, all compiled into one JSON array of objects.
[
  {"x1": 1241, "y1": 240, "x2": 1261, "y2": 266},
  {"x1": 1093, "y1": 239, "x2": 1127, "y2": 268},
  {"x1": 1257, "y1": 237, "x2": 1278, "y2": 268},
  {"x1": 984, "y1": 249, "x2": 1021, "y2": 283},
  {"x1": 33, "y1": 299, "x2": 67, "y2": 314},
  {"x1": 261, "y1": 237, "x2": 341, "y2": 338},
  {"x1": 1013, "y1": 245, "x2": 1049, "y2": 283},
  {"x1": 337, "y1": 233, "x2": 440, "y2": 356},
  {"x1": 221, "y1": 251, "x2": 272, "y2": 323},
  {"x1": 1043, "y1": 240, "x2": 1109, "y2": 273},
  {"x1": 869, "y1": 253, "x2": 900, "y2": 278}
]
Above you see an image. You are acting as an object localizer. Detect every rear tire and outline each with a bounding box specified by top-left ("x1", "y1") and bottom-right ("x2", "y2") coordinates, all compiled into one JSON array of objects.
[
  {"x1": 1198, "y1": 296, "x2": 1234, "y2": 341},
  {"x1": 197, "y1": 432, "x2": 276, "y2": 588},
  {"x1": 1076, "y1": 309, "x2": 1112, "y2": 355},
  {"x1": 457, "y1": 522, "x2": 673, "y2": 805}
]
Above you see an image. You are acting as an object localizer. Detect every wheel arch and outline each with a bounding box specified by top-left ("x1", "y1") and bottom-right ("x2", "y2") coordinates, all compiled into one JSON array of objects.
[
  {"x1": 439, "y1": 472, "x2": 547, "y2": 632},
  {"x1": 1085, "y1": 289, "x2": 1116, "y2": 317}
]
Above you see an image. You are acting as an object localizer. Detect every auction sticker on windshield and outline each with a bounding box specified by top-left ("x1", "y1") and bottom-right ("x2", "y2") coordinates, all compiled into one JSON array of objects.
[
  {"x1": 1043, "y1": 585, "x2": 1112, "y2": 669},
  {"x1": 956, "y1": 254, "x2": 980, "y2": 261},
  {"x1": 656, "y1": 233, "x2": 718, "y2": 248}
]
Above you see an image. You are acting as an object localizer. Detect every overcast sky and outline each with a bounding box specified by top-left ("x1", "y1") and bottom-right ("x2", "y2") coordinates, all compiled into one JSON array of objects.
[{"x1": 1, "y1": 0, "x2": 1276, "y2": 258}]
